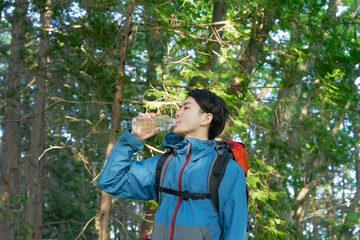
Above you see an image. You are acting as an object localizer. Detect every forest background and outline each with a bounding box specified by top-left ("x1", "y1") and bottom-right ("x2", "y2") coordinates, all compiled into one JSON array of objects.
[{"x1": 0, "y1": 0, "x2": 359, "y2": 239}]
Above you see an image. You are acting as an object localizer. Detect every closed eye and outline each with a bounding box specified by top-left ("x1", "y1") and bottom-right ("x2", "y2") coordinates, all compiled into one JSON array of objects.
[
  {"x1": 178, "y1": 106, "x2": 190, "y2": 111},
  {"x1": 178, "y1": 102, "x2": 192, "y2": 111}
]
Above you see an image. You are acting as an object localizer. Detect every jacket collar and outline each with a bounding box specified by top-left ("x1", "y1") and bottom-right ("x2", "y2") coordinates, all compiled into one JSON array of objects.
[{"x1": 162, "y1": 132, "x2": 216, "y2": 160}]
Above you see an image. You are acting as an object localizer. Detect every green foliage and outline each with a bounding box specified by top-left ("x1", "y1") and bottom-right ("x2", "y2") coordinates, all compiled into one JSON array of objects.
[
  {"x1": 142, "y1": 85, "x2": 184, "y2": 114},
  {"x1": 1, "y1": 0, "x2": 359, "y2": 239},
  {"x1": 43, "y1": 145, "x2": 99, "y2": 239}
]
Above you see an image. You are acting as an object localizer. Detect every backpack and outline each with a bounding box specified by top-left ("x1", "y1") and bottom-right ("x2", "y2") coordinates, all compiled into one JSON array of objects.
[{"x1": 154, "y1": 141, "x2": 249, "y2": 215}]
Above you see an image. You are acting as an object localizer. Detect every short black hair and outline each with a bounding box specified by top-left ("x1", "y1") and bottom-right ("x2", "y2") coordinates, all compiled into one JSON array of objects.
[{"x1": 188, "y1": 89, "x2": 229, "y2": 139}]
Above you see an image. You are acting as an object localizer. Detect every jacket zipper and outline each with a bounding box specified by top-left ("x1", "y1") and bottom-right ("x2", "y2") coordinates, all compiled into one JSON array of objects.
[{"x1": 169, "y1": 142, "x2": 192, "y2": 240}]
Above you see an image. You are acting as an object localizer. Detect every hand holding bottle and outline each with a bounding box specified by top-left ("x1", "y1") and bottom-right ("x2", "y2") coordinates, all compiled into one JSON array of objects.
[
  {"x1": 131, "y1": 113, "x2": 175, "y2": 140},
  {"x1": 131, "y1": 112, "x2": 161, "y2": 140}
]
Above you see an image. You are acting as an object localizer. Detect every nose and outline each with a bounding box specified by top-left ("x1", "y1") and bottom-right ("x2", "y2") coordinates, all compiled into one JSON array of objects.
[{"x1": 175, "y1": 109, "x2": 181, "y2": 118}]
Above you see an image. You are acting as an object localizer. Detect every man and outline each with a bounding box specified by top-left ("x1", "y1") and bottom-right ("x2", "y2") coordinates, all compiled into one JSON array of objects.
[{"x1": 98, "y1": 89, "x2": 248, "y2": 239}]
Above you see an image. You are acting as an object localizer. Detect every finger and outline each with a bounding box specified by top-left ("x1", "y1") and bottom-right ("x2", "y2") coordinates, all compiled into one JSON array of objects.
[
  {"x1": 138, "y1": 113, "x2": 146, "y2": 118},
  {"x1": 148, "y1": 128, "x2": 160, "y2": 137},
  {"x1": 140, "y1": 113, "x2": 149, "y2": 119},
  {"x1": 153, "y1": 127, "x2": 161, "y2": 135}
]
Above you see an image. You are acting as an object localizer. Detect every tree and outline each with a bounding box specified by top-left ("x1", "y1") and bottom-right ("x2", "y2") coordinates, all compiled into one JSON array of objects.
[
  {"x1": 189, "y1": 0, "x2": 227, "y2": 86},
  {"x1": 24, "y1": 0, "x2": 52, "y2": 238},
  {"x1": 98, "y1": 2, "x2": 134, "y2": 239},
  {"x1": 0, "y1": 0, "x2": 29, "y2": 238}
]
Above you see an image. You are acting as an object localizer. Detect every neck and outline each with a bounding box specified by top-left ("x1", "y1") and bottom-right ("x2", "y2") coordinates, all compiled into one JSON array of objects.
[{"x1": 183, "y1": 131, "x2": 209, "y2": 141}]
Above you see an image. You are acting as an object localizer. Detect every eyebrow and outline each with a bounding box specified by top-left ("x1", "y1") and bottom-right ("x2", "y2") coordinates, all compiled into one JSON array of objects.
[{"x1": 180, "y1": 102, "x2": 192, "y2": 108}]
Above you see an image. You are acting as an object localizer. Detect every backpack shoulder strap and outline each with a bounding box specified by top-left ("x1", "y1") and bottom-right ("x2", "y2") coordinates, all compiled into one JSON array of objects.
[
  {"x1": 208, "y1": 141, "x2": 233, "y2": 213},
  {"x1": 155, "y1": 150, "x2": 174, "y2": 204}
]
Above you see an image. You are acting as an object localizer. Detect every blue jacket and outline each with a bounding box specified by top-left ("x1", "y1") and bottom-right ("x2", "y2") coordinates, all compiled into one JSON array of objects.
[{"x1": 98, "y1": 130, "x2": 248, "y2": 240}]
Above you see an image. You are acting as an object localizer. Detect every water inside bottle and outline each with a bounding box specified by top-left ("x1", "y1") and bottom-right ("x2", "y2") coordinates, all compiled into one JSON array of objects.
[
  {"x1": 132, "y1": 115, "x2": 175, "y2": 132},
  {"x1": 132, "y1": 118, "x2": 155, "y2": 132},
  {"x1": 155, "y1": 115, "x2": 175, "y2": 131}
]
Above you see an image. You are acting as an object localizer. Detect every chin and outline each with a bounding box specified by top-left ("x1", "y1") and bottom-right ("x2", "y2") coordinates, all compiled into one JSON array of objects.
[{"x1": 173, "y1": 129, "x2": 185, "y2": 137}]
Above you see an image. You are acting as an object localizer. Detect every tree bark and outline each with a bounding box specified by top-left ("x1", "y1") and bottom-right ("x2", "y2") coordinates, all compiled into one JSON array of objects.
[
  {"x1": 289, "y1": 1, "x2": 349, "y2": 236},
  {"x1": 231, "y1": 6, "x2": 276, "y2": 111},
  {"x1": 338, "y1": 84, "x2": 359, "y2": 239},
  {"x1": 328, "y1": 166, "x2": 337, "y2": 239},
  {"x1": 98, "y1": 2, "x2": 134, "y2": 240},
  {"x1": 268, "y1": 55, "x2": 304, "y2": 238},
  {"x1": 338, "y1": 6, "x2": 360, "y2": 238},
  {"x1": 0, "y1": 0, "x2": 28, "y2": 238},
  {"x1": 190, "y1": 0, "x2": 227, "y2": 86},
  {"x1": 349, "y1": 115, "x2": 360, "y2": 236},
  {"x1": 137, "y1": 2, "x2": 170, "y2": 235},
  {"x1": 139, "y1": 202, "x2": 157, "y2": 238},
  {"x1": 144, "y1": 9, "x2": 167, "y2": 82},
  {"x1": 24, "y1": 0, "x2": 51, "y2": 238},
  {"x1": 238, "y1": 8, "x2": 275, "y2": 76}
]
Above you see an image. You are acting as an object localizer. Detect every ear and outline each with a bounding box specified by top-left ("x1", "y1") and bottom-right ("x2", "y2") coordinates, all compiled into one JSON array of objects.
[{"x1": 201, "y1": 113, "x2": 213, "y2": 126}]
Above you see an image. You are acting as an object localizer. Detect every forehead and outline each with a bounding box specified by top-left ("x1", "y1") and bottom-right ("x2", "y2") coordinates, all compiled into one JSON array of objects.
[{"x1": 180, "y1": 97, "x2": 199, "y2": 107}]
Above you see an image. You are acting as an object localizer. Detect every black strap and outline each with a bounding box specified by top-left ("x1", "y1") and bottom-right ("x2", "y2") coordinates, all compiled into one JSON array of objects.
[
  {"x1": 157, "y1": 186, "x2": 211, "y2": 200},
  {"x1": 155, "y1": 151, "x2": 174, "y2": 203},
  {"x1": 208, "y1": 145, "x2": 233, "y2": 213},
  {"x1": 155, "y1": 151, "x2": 172, "y2": 190}
]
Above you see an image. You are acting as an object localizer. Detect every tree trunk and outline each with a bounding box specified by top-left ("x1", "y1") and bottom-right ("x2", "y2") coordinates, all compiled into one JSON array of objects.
[
  {"x1": 313, "y1": 215, "x2": 318, "y2": 239},
  {"x1": 238, "y1": 8, "x2": 275, "y2": 76},
  {"x1": 190, "y1": 0, "x2": 227, "y2": 85},
  {"x1": 230, "y1": 6, "x2": 276, "y2": 110},
  {"x1": 338, "y1": 99, "x2": 359, "y2": 239},
  {"x1": 24, "y1": 0, "x2": 51, "y2": 238},
  {"x1": 268, "y1": 68, "x2": 303, "y2": 238},
  {"x1": 350, "y1": 116, "x2": 360, "y2": 236},
  {"x1": 328, "y1": 166, "x2": 337, "y2": 239},
  {"x1": 325, "y1": 175, "x2": 333, "y2": 238},
  {"x1": 144, "y1": 8, "x2": 167, "y2": 83},
  {"x1": 98, "y1": 2, "x2": 134, "y2": 240},
  {"x1": 339, "y1": 7, "x2": 360, "y2": 237},
  {"x1": 0, "y1": 0, "x2": 28, "y2": 238},
  {"x1": 289, "y1": 1, "x2": 348, "y2": 236},
  {"x1": 139, "y1": 202, "x2": 157, "y2": 238},
  {"x1": 137, "y1": 2, "x2": 170, "y2": 235}
]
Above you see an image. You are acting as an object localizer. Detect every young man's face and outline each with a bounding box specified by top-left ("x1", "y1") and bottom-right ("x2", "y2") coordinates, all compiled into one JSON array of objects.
[{"x1": 173, "y1": 97, "x2": 211, "y2": 140}]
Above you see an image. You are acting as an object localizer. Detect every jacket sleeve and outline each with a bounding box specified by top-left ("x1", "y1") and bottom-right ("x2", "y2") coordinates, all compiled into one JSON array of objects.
[
  {"x1": 98, "y1": 129, "x2": 160, "y2": 201},
  {"x1": 218, "y1": 161, "x2": 248, "y2": 240}
]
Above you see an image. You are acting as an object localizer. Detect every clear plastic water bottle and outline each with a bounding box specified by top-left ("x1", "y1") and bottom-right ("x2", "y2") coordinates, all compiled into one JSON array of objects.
[{"x1": 132, "y1": 115, "x2": 175, "y2": 132}]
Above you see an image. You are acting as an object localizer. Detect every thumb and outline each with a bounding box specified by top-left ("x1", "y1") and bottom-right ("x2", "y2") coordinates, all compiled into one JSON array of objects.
[{"x1": 150, "y1": 127, "x2": 161, "y2": 137}]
